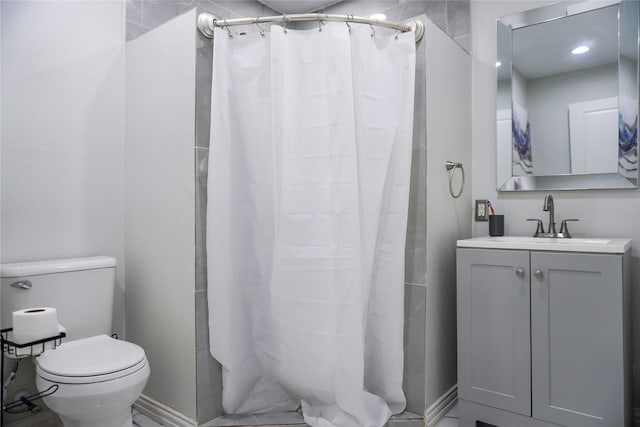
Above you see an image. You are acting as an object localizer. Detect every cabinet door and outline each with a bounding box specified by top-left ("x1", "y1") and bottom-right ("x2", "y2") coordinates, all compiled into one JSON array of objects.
[
  {"x1": 531, "y1": 252, "x2": 624, "y2": 427},
  {"x1": 457, "y1": 248, "x2": 531, "y2": 416}
]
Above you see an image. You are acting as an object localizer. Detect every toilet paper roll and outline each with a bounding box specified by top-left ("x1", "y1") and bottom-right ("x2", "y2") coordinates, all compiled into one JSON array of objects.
[{"x1": 12, "y1": 307, "x2": 60, "y2": 345}]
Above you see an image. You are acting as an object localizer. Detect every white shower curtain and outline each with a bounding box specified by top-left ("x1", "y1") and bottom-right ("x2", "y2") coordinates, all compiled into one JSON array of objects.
[{"x1": 207, "y1": 22, "x2": 416, "y2": 427}]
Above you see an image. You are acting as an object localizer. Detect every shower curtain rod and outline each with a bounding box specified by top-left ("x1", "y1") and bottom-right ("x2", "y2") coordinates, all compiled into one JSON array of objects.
[{"x1": 197, "y1": 12, "x2": 425, "y2": 42}]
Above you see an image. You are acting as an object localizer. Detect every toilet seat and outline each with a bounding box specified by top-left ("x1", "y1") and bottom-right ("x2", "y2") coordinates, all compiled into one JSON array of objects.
[{"x1": 36, "y1": 335, "x2": 147, "y2": 384}]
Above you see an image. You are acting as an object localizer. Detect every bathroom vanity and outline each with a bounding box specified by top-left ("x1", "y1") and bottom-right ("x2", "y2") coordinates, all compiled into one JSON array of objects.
[{"x1": 456, "y1": 237, "x2": 632, "y2": 427}]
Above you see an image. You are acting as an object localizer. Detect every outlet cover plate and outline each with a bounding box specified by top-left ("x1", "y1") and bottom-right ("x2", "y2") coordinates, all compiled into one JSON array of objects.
[{"x1": 475, "y1": 199, "x2": 488, "y2": 221}]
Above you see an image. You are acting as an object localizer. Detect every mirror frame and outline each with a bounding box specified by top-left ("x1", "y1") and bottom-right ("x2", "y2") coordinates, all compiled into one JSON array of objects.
[{"x1": 496, "y1": 0, "x2": 639, "y2": 191}]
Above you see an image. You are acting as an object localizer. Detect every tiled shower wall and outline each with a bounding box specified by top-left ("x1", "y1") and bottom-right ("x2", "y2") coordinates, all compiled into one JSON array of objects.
[{"x1": 125, "y1": 1, "x2": 470, "y2": 424}]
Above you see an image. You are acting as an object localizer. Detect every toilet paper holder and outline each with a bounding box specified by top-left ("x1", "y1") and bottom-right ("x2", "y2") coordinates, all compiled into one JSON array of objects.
[
  {"x1": 1, "y1": 327, "x2": 66, "y2": 358},
  {"x1": 1, "y1": 327, "x2": 65, "y2": 420}
]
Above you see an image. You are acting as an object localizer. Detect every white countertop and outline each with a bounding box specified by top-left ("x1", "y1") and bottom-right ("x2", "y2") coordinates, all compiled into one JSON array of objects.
[{"x1": 457, "y1": 236, "x2": 632, "y2": 254}]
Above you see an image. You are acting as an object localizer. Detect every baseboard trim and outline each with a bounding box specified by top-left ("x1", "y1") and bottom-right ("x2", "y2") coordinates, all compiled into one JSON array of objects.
[
  {"x1": 134, "y1": 394, "x2": 197, "y2": 427},
  {"x1": 424, "y1": 384, "x2": 457, "y2": 427}
]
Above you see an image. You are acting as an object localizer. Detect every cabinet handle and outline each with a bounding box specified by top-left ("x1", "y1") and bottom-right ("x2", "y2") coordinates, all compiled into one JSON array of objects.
[
  {"x1": 534, "y1": 270, "x2": 543, "y2": 279},
  {"x1": 516, "y1": 268, "x2": 525, "y2": 278}
]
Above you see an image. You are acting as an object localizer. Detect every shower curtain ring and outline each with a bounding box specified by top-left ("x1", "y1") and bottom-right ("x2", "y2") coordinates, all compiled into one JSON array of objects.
[
  {"x1": 319, "y1": 19, "x2": 323, "y2": 32},
  {"x1": 282, "y1": 15, "x2": 288, "y2": 34},
  {"x1": 254, "y1": 18, "x2": 265, "y2": 37},
  {"x1": 369, "y1": 24, "x2": 376, "y2": 37},
  {"x1": 223, "y1": 20, "x2": 233, "y2": 39},
  {"x1": 346, "y1": 14, "x2": 353, "y2": 33}
]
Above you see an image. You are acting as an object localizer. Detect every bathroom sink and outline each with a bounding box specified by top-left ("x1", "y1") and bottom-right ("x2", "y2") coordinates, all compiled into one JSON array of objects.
[
  {"x1": 492, "y1": 236, "x2": 611, "y2": 245},
  {"x1": 457, "y1": 236, "x2": 631, "y2": 253}
]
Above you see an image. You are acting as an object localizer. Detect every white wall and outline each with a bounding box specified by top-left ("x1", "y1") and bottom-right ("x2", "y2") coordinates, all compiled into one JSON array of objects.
[
  {"x1": 0, "y1": 2, "x2": 125, "y2": 424},
  {"x1": 423, "y1": 17, "x2": 472, "y2": 409},
  {"x1": 471, "y1": 0, "x2": 640, "y2": 415},
  {"x1": 0, "y1": 0, "x2": 125, "y2": 331},
  {"x1": 125, "y1": 10, "x2": 197, "y2": 420}
]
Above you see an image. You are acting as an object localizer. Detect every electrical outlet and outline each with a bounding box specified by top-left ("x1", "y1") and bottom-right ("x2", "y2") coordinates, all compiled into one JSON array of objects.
[{"x1": 475, "y1": 199, "x2": 488, "y2": 221}]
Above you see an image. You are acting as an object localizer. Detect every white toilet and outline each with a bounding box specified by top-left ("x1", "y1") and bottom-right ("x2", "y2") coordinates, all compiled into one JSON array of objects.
[{"x1": 1, "y1": 256, "x2": 150, "y2": 427}]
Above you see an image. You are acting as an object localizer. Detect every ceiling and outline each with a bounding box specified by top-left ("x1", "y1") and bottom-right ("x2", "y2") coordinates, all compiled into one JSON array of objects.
[{"x1": 257, "y1": 1, "x2": 343, "y2": 14}]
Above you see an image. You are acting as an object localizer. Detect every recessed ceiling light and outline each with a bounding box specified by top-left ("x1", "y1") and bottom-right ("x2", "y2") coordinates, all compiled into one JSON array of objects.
[
  {"x1": 496, "y1": 61, "x2": 502, "y2": 67},
  {"x1": 571, "y1": 46, "x2": 590, "y2": 55},
  {"x1": 369, "y1": 13, "x2": 387, "y2": 21}
]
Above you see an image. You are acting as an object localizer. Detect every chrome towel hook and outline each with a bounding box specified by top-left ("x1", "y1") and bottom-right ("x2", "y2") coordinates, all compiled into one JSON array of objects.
[{"x1": 446, "y1": 161, "x2": 465, "y2": 198}]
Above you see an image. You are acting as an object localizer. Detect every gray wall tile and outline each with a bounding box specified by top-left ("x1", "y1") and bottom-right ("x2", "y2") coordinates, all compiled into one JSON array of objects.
[
  {"x1": 405, "y1": 146, "x2": 427, "y2": 286},
  {"x1": 178, "y1": 1, "x2": 224, "y2": 18},
  {"x1": 126, "y1": 0, "x2": 281, "y2": 40},
  {"x1": 196, "y1": 31, "x2": 213, "y2": 149},
  {"x1": 195, "y1": 148, "x2": 209, "y2": 292},
  {"x1": 403, "y1": 284, "x2": 427, "y2": 415},
  {"x1": 196, "y1": 290, "x2": 224, "y2": 422},
  {"x1": 325, "y1": 1, "x2": 401, "y2": 16},
  {"x1": 214, "y1": 1, "x2": 268, "y2": 16},
  {"x1": 127, "y1": 0, "x2": 143, "y2": 24},
  {"x1": 127, "y1": 21, "x2": 151, "y2": 41},
  {"x1": 454, "y1": 33, "x2": 471, "y2": 53},
  {"x1": 405, "y1": 20, "x2": 427, "y2": 285},
  {"x1": 142, "y1": 0, "x2": 182, "y2": 29},
  {"x1": 399, "y1": 1, "x2": 446, "y2": 33},
  {"x1": 446, "y1": 0, "x2": 470, "y2": 38}
]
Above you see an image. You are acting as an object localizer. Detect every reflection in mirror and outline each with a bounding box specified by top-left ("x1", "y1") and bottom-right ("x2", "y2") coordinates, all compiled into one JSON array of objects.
[{"x1": 496, "y1": 0, "x2": 639, "y2": 191}]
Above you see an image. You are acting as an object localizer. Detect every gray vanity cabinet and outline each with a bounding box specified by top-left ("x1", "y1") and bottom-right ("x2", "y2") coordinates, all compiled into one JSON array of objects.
[
  {"x1": 457, "y1": 247, "x2": 630, "y2": 427},
  {"x1": 457, "y1": 249, "x2": 531, "y2": 416}
]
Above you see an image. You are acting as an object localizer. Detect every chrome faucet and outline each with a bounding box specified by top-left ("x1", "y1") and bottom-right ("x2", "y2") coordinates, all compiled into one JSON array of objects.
[
  {"x1": 527, "y1": 194, "x2": 579, "y2": 238},
  {"x1": 543, "y1": 193, "x2": 556, "y2": 234}
]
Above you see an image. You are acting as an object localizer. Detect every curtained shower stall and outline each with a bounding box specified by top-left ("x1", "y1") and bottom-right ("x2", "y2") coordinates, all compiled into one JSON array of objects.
[
  {"x1": 125, "y1": 4, "x2": 471, "y2": 426},
  {"x1": 206, "y1": 17, "x2": 416, "y2": 427}
]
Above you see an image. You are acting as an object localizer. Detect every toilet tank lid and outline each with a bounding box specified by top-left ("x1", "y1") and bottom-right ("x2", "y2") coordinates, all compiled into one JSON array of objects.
[{"x1": 1, "y1": 256, "x2": 116, "y2": 278}]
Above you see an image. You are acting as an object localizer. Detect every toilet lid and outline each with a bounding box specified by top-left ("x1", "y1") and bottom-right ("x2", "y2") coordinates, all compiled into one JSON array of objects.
[{"x1": 37, "y1": 335, "x2": 146, "y2": 377}]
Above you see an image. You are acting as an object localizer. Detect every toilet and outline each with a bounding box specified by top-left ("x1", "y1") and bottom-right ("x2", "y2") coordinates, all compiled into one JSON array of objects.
[{"x1": 1, "y1": 256, "x2": 150, "y2": 427}]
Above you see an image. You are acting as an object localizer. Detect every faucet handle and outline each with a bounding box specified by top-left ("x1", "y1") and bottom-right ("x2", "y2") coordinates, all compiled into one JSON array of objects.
[
  {"x1": 559, "y1": 219, "x2": 579, "y2": 237},
  {"x1": 526, "y1": 218, "x2": 545, "y2": 237}
]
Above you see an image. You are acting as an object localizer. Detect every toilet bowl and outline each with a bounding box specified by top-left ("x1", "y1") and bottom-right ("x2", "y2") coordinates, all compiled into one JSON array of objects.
[{"x1": 35, "y1": 335, "x2": 150, "y2": 427}]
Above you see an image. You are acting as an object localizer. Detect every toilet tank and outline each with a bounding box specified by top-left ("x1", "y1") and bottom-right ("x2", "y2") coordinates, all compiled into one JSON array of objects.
[{"x1": 1, "y1": 256, "x2": 116, "y2": 342}]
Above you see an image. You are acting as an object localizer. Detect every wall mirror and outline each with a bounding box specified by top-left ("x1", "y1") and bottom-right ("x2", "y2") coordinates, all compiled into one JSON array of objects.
[{"x1": 496, "y1": 0, "x2": 639, "y2": 191}]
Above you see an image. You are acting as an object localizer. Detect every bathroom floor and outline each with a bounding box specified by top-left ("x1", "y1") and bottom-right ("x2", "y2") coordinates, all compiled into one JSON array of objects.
[
  {"x1": 6, "y1": 410, "x2": 162, "y2": 427},
  {"x1": 7, "y1": 403, "x2": 459, "y2": 427},
  {"x1": 131, "y1": 404, "x2": 460, "y2": 427},
  {"x1": 204, "y1": 410, "x2": 424, "y2": 426}
]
